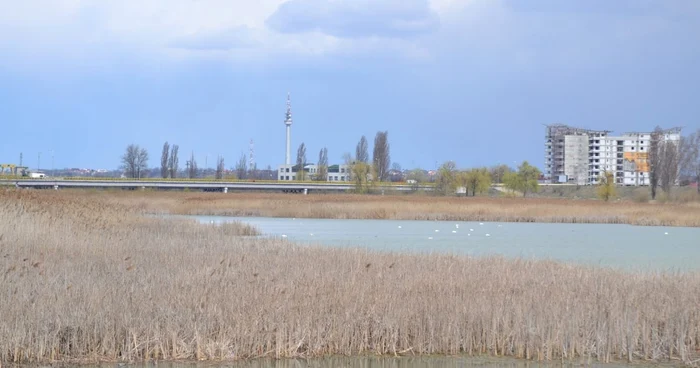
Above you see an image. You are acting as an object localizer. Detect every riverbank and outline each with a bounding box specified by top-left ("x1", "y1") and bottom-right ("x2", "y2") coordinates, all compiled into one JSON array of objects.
[
  {"x1": 76, "y1": 190, "x2": 700, "y2": 227},
  {"x1": 2, "y1": 189, "x2": 700, "y2": 365}
]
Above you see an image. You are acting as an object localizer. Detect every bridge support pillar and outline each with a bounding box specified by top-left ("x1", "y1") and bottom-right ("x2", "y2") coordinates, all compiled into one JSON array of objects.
[{"x1": 224, "y1": 187, "x2": 228, "y2": 193}]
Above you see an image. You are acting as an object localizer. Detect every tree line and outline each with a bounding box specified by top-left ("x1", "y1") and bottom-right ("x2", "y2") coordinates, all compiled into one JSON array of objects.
[
  {"x1": 292, "y1": 131, "x2": 391, "y2": 188},
  {"x1": 118, "y1": 126, "x2": 700, "y2": 199}
]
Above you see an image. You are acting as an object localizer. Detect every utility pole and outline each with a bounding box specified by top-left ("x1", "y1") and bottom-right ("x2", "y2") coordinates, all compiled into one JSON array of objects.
[{"x1": 19, "y1": 152, "x2": 23, "y2": 167}]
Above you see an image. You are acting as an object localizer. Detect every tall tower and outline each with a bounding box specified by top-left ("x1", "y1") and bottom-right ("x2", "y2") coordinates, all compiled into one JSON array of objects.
[
  {"x1": 249, "y1": 139, "x2": 255, "y2": 171},
  {"x1": 284, "y1": 93, "x2": 293, "y2": 165}
]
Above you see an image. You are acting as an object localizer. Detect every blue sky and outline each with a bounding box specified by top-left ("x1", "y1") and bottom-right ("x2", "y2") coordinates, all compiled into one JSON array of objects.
[{"x1": 1, "y1": 0, "x2": 699, "y2": 171}]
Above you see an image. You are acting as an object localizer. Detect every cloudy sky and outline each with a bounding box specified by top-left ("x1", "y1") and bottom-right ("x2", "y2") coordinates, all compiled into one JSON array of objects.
[{"x1": 1, "y1": 0, "x2": 699, "y2": 171}]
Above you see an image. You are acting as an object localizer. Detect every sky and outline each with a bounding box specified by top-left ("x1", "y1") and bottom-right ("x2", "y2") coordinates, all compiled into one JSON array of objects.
[{"x1": 1, "y1": 0, "x2": 699, "y2": 171}]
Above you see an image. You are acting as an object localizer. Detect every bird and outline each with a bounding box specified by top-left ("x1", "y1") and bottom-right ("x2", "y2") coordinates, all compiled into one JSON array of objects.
[
  {"x1": 435, "y1": 229, "x2": 440, "y2": 233},
  {"x1": 485, "y1": 234, "x2": 491, "y2": 237},
  {"x1": 664, "y1": 232, "x2": 669, "y2": 235},
  {"x1": 428, "y1": 237, "x2": 433, "y2": 240},
  {"x1": 452, "y1": 230, "x2": 457, "y2": 233},
  {"x1": 398, "y1": 225, "x2": 402, "y2": 229}
]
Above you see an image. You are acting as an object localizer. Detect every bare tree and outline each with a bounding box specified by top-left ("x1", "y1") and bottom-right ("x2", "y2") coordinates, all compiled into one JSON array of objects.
[
  {"x1": 121, "y1": 144, "x2": 149, "y2": 179},
  {"x1": 660, "y1": 140, "x2": 679, "y2": 195},
  {"x1": 168, "y1": 145, "x2": 179, "y2": 179},
  {"x1": 648, "y1": 126, "x2": 663, "y2": 199},
  {"x1": 373, "y1": 131, "x2": 391, "y2": 182},
  {"x1": 160, "y1": 142, "x2": 170, "y2": 178},
  {"x1": 489, "y1": 164, "x2": 512, "y2": 184},
  {"x1": 680, "y1": 130, "x2": 700, "y2": 193},
  {"x1": 355, "y1": 136, "x2": 369, "y2": 163},
  {"x1": 317, "y1": 147, "x2": 328, "y2": 181},
  {"x1": 435, "y1": 161, "x2": 457, "y2": 196},
  {"x1": 296, "y1": 143, "x2": 307, "y2": 181},
  {"x1": 236, "y1": 153, "x2": 247, "y2": 180},
  {"x1": 187, "y1": 152, "x2": 198, "y2": 179},
  {"x1": 215, "y1": 156, "x2": 225, "y2": 180}
]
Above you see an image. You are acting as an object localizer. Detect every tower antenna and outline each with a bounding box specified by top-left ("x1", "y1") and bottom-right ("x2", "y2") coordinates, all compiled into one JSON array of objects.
[
  {"x1": 249, "y1": 139, "x2": 255, "y2": 171},
  {"x1": 284, "y1": 92, "x2": 293, "y2": 165}
]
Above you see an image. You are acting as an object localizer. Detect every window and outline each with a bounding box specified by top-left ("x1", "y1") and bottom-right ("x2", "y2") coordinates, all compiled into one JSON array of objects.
[
  {"x1": 280, "y1": 168, "x2": 284, "y2": 172},
  {"x1": 286, "y1": 168, "x2": 290, "y2": 172}
]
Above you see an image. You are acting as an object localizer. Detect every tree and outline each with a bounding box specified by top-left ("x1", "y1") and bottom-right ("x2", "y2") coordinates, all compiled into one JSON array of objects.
[
  {"x1": 463, "y1": 168, "x2": 492, "y2": 196},
  {"x1": 407, "y1": 168, "x2": 427, "y2": 191},
  {"x1": 121, "y1": 144, "x2": 149, "y2": 179},
  {"x1": 597, "y1": 170, "x2": 616, "y2": 201},
  {"x1": 680, "y1": 130, "x2": 700, "y2": 194},
  {"x1": 660, "y1": 140, "x2": 679, "y2": 196},
  {"x1": 649, "y1": 126, "x2": 663, "y2": 199},
  {"x1": 504, "y1": 161, "x2": 541, "y2": 197},
  {"x1": 435, "y1": 161, "x2": 457, "y2": 196},
  {"x1": 168, "y1": 144, "x2": 179, "y2": 179},
  {"x1": 489, "y1": 164, "x2": 512, "y2": 184},
  {"x1": 351, "y1": 161, "x2": 372, "y2": 193},
  {"x1": 187, "y1": 152, "x2": 198, "y2": 179},
  {"x1": 355, "y1": 136, "x2": 369, "y2": 163},
  {"x1": 372, "y1": 131, "x2": 391, "y2": 182},
  {"x1": 296, "y1": 143, "x2": 307, "y2": 181},
  {"x1": 160, "y1": 142, "x2": 170, "y2": 178},
  {"x1": 236, "y1": 153, "x2": 247, "y2": 180},
  {"x1": 317, "y1": 147, "x2": 328, "y2": 181},
  {"x1": 215, "y1": 156, "x2": 225, "y2": 180}
]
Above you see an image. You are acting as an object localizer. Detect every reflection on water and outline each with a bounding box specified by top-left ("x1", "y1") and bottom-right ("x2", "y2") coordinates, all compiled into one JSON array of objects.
[
  {"x1": 191, "y1": 216, "x2": 700, "y2": 272},
  {"x1": 108, "y1": 356, "x2": 638, "y2": 368}
]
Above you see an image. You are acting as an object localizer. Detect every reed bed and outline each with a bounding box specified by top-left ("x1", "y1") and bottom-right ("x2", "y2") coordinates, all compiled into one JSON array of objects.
[
  {"x1": 71, "y1": 190, "x2": 700, "y2": 227},
  {"x1": 1, "y1": 190, "x2": 700, "y2": 365}
]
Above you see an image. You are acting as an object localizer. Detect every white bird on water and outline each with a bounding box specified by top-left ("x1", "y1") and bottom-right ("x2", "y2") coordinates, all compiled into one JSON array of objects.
[
  {"x1": 455, "y1": 224, "x2": 460, "y2": 229},
  {"x1": 470, "y1": 229, "x2": 474, "y2": 232},
  {"x1": 479, "y1": 223, "x2": 484, "y2": 225},
  {"x1": 452, "y1": 230, "x2": 457, "y2": 233},
  {"x1": 428, "y1": 237, "x2": 433, "y2": 240},
  {"x1": 664, "y1": 232, "x2": 669, "y2": 235},
  {"x1": 398, "y1": 225, "x2": 402, "y2": 229},
  {"x1": 435, "y1": 229, "x2": 440, "y2": 233},
  {"x1": 485, "y1": 234, "x2": 491, "y2": 237}
]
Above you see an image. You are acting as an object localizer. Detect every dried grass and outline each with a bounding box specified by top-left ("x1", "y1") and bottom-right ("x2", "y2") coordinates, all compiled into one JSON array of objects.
[
  {"x1": 1, "y1": 189, "x2": 700, "y2": 365},
  {"x1": 69, "y1": 190, "x2": 700, "y2": 227}
]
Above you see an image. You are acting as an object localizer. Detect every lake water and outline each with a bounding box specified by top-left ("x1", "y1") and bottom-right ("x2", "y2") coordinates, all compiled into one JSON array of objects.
[{"x1": 193, "y1": 216, "x2": 700, "y2": 272}]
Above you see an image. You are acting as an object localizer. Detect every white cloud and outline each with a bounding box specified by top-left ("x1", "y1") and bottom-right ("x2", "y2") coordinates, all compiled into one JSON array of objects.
[
  {"x1": 1, "y1": 0, "x2": 697, "y2": 74},
  {"x1": 266, "y1": 0, "x2": 439, "y2": 38}
]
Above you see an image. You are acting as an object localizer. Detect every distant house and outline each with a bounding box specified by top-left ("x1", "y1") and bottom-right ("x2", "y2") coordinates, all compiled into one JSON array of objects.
[{"x1": 277, "y1": 163, "x2": 351, "y2": 181}]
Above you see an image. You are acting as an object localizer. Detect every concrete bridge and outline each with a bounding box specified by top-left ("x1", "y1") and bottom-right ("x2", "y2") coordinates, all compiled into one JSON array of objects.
[{"x1": 0, "y1": 178, "x2": 432, "y2": 193}]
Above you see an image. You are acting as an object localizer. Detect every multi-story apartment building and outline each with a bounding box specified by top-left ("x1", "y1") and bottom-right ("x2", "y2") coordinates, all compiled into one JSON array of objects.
[{"x1": 545, "y1": 124, "x2": 681, "y2": 186}]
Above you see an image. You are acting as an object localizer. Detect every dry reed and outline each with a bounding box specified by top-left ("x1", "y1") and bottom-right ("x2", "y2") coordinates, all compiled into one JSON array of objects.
[
  {"x1": 1, "y1": 189, "x2": 700, "y2": 365},
  {"x1": 68, "y1": 190, "x2": 700, "y2": 227}
]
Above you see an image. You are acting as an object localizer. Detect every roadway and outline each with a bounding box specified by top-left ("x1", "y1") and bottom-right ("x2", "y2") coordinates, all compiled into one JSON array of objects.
[{"x1": 0, "y1": 178, "x2": 432, "y2": 193}]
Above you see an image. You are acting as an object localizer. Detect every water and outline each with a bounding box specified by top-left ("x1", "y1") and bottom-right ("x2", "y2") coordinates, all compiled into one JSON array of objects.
[{"x1": 193, "y1": 216, "x2": 700, "y2": 272}]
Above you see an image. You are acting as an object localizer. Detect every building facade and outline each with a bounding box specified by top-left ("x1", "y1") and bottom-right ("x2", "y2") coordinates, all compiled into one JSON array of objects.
[
  {"x1": 545, "y1": 124, "x2": 681, "y2": 186},
  {"x1": 277, "y1": 164, "x2": 351, "y2": 181}
]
